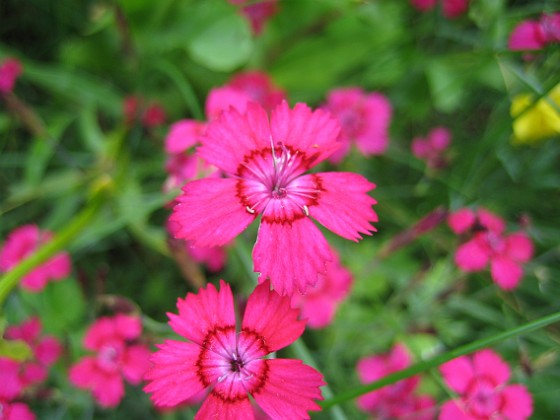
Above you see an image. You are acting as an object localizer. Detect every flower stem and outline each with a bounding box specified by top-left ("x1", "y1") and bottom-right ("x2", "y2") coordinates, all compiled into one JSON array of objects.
[
  {"x1": 0, "y1": 185, "x2": 106, "y2": 309},
  {"x1": 320, "y1": 310, "x2": 560, "y2": 410}
]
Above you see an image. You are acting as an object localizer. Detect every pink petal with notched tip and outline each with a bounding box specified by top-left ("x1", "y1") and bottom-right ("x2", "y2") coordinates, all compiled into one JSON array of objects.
[
  {"x1": 165, "y1": 120, "x2": 205, "y2": 154},
  {"x1": 170, "y1": 178, "x2": 256, "y2": 247},
  {"x1": 439, "y1": 400, "x2": 472, "y2": 420},
  {"x1": 270, "y1": 102, "x2": 341, "y2": 168},
  {"x1": 242, "y1": 280, "x2": 306, "y2": 353},
  {"x1": 448, "y1": 208, "x2": 476, "y2": 234},
  {"x1": 196, "y1": 392, "x2": 254, "y2": 420},
  {"x1": 477, "y1": 208, "x2": 505, "y2": 234},
  {"x1": 253, "y1": 359, "x2": 324, "y2": 420},
  {"x1": 490, "y1": 255, "x2": 523, "y2": 290},
  {"x1": 472, "y1": 349, "x2": 510, "y2": 386},
  {"x1": 308, "y1": 172, "x2": 377, "y2": 242},
  {"x1": 144, "y1": 341, "x2": 207, "y2": 408},
  {"x1": 198, "y1": 102, "x2": 271, "y2": 174},
  {"x1": 253, "y1": 217, "x2": 333, "y2": 295},
  {"x1": 504, "y1": 232, "x2": 534, "y2": 263},
  {"x1": 35, "y1": 336, "x2": 62, "y2": 366},
  {"x1": 455, "y1": 238, "x2": 489, "y2": 271},
  {"x1": 114, "y1": 314, "x2": 143, "y2": 341},
  {"x1": 168, "y1": 280, "x2": 236, "y2": 345},
  {"x1": 440, "y1": 355, "x2": 474, "y2": 394},
  {"x1": 501, "y1": 384, "x2": 533, "y2": 420},
  {"x1": 508, "y1": 20, "x2": 546, "y2": 51},
  {"x1": 121, "y1": 344, "x2": 151, "y2": 384}
]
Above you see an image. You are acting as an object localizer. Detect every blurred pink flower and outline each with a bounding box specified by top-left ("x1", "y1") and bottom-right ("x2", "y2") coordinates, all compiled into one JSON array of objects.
[
  {"x1": 0, "y1": 358, "x2": 24, "y2": 401},
  {"x1": 508, "y1": 20, "x2": 547, "y2": 55},
  {"x1": 440, "y1": 349, "x2": 533, "y2": 420},
  {"x1": 122, "y1": 96, "x2": 166, "y2": 128},
  {"x1": 5, "y1": 317, "x2": 62, "y2": 388},
  {"x1": 541, "y1": 13, "x2": 560, "y2": 43},
  {"x1": 228, "y1": 71, "x2": 286, "y2": 112},
  {"x1": 142, "y1": 102, "x2": 167, "y2": 128},
  {"x1": 0, "y1": 399, "x2": 35, "y2": 420},
  {"x1": 69, "y1": 314, "x2": 151, "y2": 408},
  {"x1": 169, "y1": 102, "x2": 378, "y2": 295},
  {"x1": 0, "y1": 225, "x2": 71, "y2": 292},
  {"x1": 186, "y1": 244, "x2": 227, "y2": 273},
  {"x1": 411, "y1": 126, "x2": 451, "y2": 168},
  {"x1": 144, "y1": 280, "x2": 325, "y2": 417},
  {"x1": 448, "y1": 208, "x2": 534, "y2": 290},
  {"x1": 410, "y1": 0, "x2": 468, "y2": 19},
  {"x1": 323, "y1": 87, "x2": 392, "y2": 163},
  {"x1": 0, "y1": 57, "x2": 23, "y2": 94},
  {"x1": 229, "y1": 0, "x2": 279, "y2": 35},
  {"x1": 291, "y1": 249, "x2": 352, "y2": 329},
  {"x1": 357, "y1": 344, "x2": 435, "y2": 419}
]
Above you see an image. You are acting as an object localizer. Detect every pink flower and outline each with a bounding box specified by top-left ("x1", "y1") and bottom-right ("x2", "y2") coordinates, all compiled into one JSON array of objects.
[
  {"x1": 357, "y1": 344, "x2": 435, "y2": 419},
  {"x1": 0, "y1": 400, "x2": 35, "y2": 420},
  {"x1": 0, "y1": 58, "x2": 23, "y2": 94},
  {"x1": 142, "y1": 102, "x2": 167, "y2": 128},
  {"x1": 169, "y1": 102, "x2": 378, "y2": 295},
  {"x1": 540, "y1": 13, "x2": 560, "y2": 43},
  {"x1": 448, "y1": 208, "x2": 534, "y2": 290},
  {"x1": 0, "y1": 225, "x2": 71, "y2": 292},
  {"x1": 122, "y1": 96, "x2": 166, "y2": 128},
  {"x1": 4, "y1": 317, "x2": 62, "y2": 388},
  {"x1": 291, "y1": 249, "x2": 352, "y2": 329},
  {"x1": 411, "y1": 126, "x2": 451, "y2": 168},
  {"x1": 186, "y1": 244, "x2": 227, "y2": 273},
  {"x1": 69, "y1": 314, "x2": 151, "y2": 408},
  {"x1": 144, "y1": 280, "x2": 325, "y2": 418},
  {"x1": 508, "y1": 20, "x2": 547, "y2": 56},
  {"x1": 229, "y1": 0, "x2": 279, "y2": 35},
  {"x1": 410, "y1": 0, "x2": 468, "y2": 19},
  {"x1": 440, "y1": 349, "x2": 533, "y2": 420},
  {"x1": 323, "y1": 87, "x2": 392, "y2": 163},
  {"x1": 228, "y1": 71, "x2": 286, "y2": 112},
  {"x1": 0, "y1": 358, "x2": 24, "y2": 401}
]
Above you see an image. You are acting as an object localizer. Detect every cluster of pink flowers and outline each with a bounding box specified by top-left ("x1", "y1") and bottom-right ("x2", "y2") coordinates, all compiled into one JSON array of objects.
[
  {"x1": 1, "y1": 317, "x2": 63, "y2": 420},
  {"x1": 411, "y1": 126, "x2": 451, "y2": 169},
  {"x1": 409, "y1": 0, "x2": 469, "y2": 19},
  {"x1": 69, "y1": 314, "x2": 151, "y2": 407},
  {"x1": 440, "y1": 349, "x2": 533, "y2": 419},
  {"x1": 123, "y1": 95, "x2": 167, "y2": 128},
  {"x1": 228, "y1": 0, "x2": 279, "y2": 35},
  {"x1": 448, "y1": 208, "x2": 534, "y2": 290},
  {"x1": 144, "y1": 280, "x2": 325, "y2": 417},
  {"x1": 322, "y1": 87, "x2": 392, "y2": 163},
  {"x1": 508, "y1": 13, "x2": 560, "y2": 58},
  {"x1": 357, "y1": 344, "x2": 435, "y2": 419},
  {"x1": 0, "y1": 57, "x2": 22, "y2": 94},
  {"x1": 0, "y1": 224, "x2": 71, "y2": 292}
]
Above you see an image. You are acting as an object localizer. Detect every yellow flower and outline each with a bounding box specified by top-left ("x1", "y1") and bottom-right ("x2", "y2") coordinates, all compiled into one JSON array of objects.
[{"x1": 511, "y1": 84, "x2": 560, "y2": 145}]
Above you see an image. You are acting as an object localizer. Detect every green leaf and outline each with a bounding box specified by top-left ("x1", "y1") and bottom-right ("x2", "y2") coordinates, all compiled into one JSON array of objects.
[{"x1": 0, "y1": 338, "x2": 33, "y2": 361}]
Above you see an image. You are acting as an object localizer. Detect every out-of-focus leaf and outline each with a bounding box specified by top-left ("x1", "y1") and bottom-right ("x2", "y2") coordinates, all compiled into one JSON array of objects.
[
  {"x1": 7, "y1": 170, "x2": 87, "y2": 205},
  {"x1": 0, "y1": 338, "x2": 33, "y2": 361},
  {"x1": 78, "y1": 108, "x2": 106, "y2": 156}
]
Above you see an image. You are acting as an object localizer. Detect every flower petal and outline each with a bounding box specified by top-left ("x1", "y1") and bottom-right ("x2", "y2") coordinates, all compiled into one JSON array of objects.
[
  {"x1": 241, "y1": 280, "x2": 306, "y2": 354},
  {"x1": 308, "y1": 172, "x2": 377, "y2": 241},
  {"x1": 253, "y1": 218, "x2": 333, "y2": 295},
  {"x1": 490, "y1": 255, "x2": 523, "y2": 290},
  {"x1": 196, "y1": 392, "x2": 254, "y2": 420},
  {"x1": 165, "y1": 120, "x2": 205, "y2": 154},
  {"x1": 354, "y1": 93, "x2": 392, "y2": 155},
  {"x1": 114, "y1": 314, "x2": 143, "y2": 341},
  {"x1": 168, "y1": 280, "x2": 236, "y2": 345},
  {"x1": 454, "y1": 239, "x2": 489, "y2": 272},
  {"x1": 477, "y1": 208, "x2": 505, "y2": 234},
  {"x1": 170, "y1": 178, "x2": 256, "y2": 247},
  {"x1": 93, "y1": 371, "x2": 125, "y2": 408},
  {"x1": 0, "y1": 357, "x2": 24, "y2": 400},
  {"x1": 501, "y1": 384, "x2": 533, "y2": 420},
  {"x1": 439, "y1": 400, "x2": 472, "y2": 420},
  {"x1": 440, "y1": 355, "x2": 474, "y2": 394},
  {"x1": 253, "y1": 359, "x2": 324, "y2": 419},
  {"x1": 448, "y1": 208, "x2": 476, "y2": 234},
  {"x1": 144, "y1": 341, "x2": 207, "y2": 408},
  {"x1": 270, "y1": 102, "x2": 341, "y2": 167},
  {"x1": 504, "y1": 232, "x2": 534, "y2": 263},
  {"x1": 121, "y1": 344, "x2": 152, "y2": 384},
  {"x1": 472, "y1": 349, "x2": 510, "y2": 386},
  {"x1": 198, "y1": 102, "x2": 271, "y2": 174}
]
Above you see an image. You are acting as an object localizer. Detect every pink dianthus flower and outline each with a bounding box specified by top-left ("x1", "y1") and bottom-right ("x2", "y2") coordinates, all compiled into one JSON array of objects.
[
  {"x1": 357, "y1": 344, "x2": 435, "y2": 419},
  {"x1": 69, "y1": 314, "x2": 151, "y2": 408},
  {"x1": 144, "y1": 280, "x2": 325, "y2": 418},
  {"x1": 0, "y1": 399, "x2": 35, "y2": 420},
  {"x1": 508, "y1": 20, "x2": 547, "y2": 57},
  {"x1": 169, "y1": 101, "x2": 378, "y2": 295},
  {"x1": 411, "y1": 126, "x2": 451, "y2": 169},
  {"x1": 410, "y1": 0, "x2": 468, "y2": 19},
  {"x1": 229, "y1": 0, "x2": 279, "y2": 35},
  {"x1": 290, "y1": 249, "x2": 352, "y2": 329},
  {"x1": 4, "y1": 317, "x2": 62, "y2": 388},
  {"x1": 448, "y1": 208, "x2": 534, "y2": 290},
  {"x1": 0, "y1": 225, "x2": 71, "y2": 292},
  {"x1": 228, "y1": 71, "x2": 286, "y2": 113},
  {"x1": 0, "y1": 358, "x2": 36, "y2": 419},
  {"x1": 440, "y1": 349, "x2": 533, "y2": 420},
  {"x1": 323, "y1": 87, "x2": 392, "y2": 163},
  {"x1": 0, "y1": 58, "x2": 22, "y2": 94}
]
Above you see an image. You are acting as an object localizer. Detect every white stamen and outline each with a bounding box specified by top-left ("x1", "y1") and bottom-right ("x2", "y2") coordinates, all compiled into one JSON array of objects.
[
  {"x1": 246, "y1": 206, "x2": 256, "y2": 214},
  {"x1": 302, "y1": 205, "x2": 309, "y2": 216}
]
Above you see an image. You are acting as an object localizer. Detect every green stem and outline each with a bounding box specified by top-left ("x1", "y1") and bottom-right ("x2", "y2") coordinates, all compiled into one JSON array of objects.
[
  {"x1": 320, "y1": 311, "x2": 560, "y2": 410},
  {"x1": 0, "y1": 189, "x2": 105, "y2": 308}
]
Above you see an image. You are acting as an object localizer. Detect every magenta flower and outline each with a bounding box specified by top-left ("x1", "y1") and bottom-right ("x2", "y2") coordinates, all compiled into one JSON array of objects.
[
  {"x1": 508, "y1": 20, "x2": 547, "y2": 57},
  {"x1": 228, "y1": 71, "x2": 286, "y2": 112},
  {"x1": 0, "y1": 358, "x2": 24, "y2": 401},
  {"x1": 229, "y1": 0, "x2": 279, "y2": 35},
  {"x1": 0, "y1": 225, "x2": 71, "y2": 292},
  {"x1": 357, "y1": 344, "x2": 435, "y2": 419},
  {"x1": 290, "y1": 249, "x2": 352, "y2": 329},
  {"x1": 0, "y1": 399, "x2": 35, "y2": 420},
  {"x1": 440, "y1": 349, "x2": 533, "y2": 420},
  {"x1": 0, "y1": 57, "x2": 22, "y2": 94},
  {"x1": 411, "y1": 126, "x2": 451, "y2": 169},
  {"x1": 4, "y1": 317, "x2": 62, "y2": 388},
  {"x1": 323, "y1": 87, "x2": 392, "y2": 163},
  {"x1": 144, "y1": 280, "x2": 324, "y2": 418},
  {"x1": 448, "y1": 208, "x2": 534, "y2": 290},
  {"x1": 410, "y1": 0, "x2": 468, "y2": 18},
  {"x1": 69, "y1": 314, "x2": 151, "y2": 408},
  {"x1": 169, "y1": 101, "x2": 377, "y2": 295}
]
